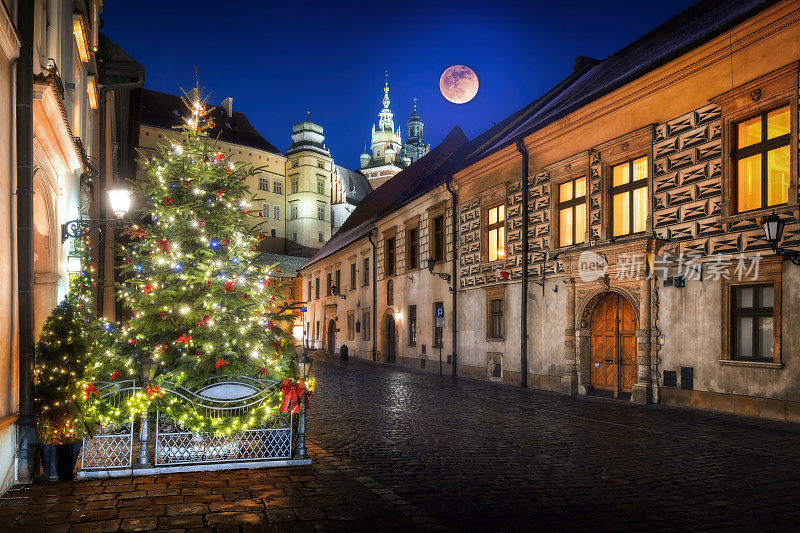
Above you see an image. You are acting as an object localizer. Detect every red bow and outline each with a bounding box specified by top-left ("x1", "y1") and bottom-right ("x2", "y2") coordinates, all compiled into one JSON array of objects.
[
  {"x1": 147, "y1": 384, "x2": 164, "y2": 400},
  {"x1": 214, "y1": 358, "x2": 229, "y2": 370},
  {"x1": 214, "y1": 152, "x2": 225, "y2": 163},
  {"x1": 224, "y1": 281, "x2": 235, "y2": 293},
  {"x1": 84, "y1": 383, "x2": 98, "y2": 400},
  {"x1": 280, "y1": 379, "x2": 313, "y2": 414},
  {"x1": 215, "y1": 190, "x2": 225, "y2": 200},
  {"x1": 176, "y1": 333, "x2": 192, "y2": 347},
  {"x1": 128, "y1": 228, "x2": 148, "y2": 240},
  {"x1": 156, "y1": 239, "x2": 170, "y2": 253},
  {"x1": 110, "y1": 371, "x2": 121, "y2": 380}
]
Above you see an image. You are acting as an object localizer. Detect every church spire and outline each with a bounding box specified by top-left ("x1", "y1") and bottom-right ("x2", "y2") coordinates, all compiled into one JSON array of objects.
[{"x1": 382, "y1": 70, "x2": 390, "y2": 109}]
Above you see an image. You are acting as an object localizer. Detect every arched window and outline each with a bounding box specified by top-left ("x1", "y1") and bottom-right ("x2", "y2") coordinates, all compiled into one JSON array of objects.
[{"x1": 387, "y1": 280, "x2": 394, "y2": 306}]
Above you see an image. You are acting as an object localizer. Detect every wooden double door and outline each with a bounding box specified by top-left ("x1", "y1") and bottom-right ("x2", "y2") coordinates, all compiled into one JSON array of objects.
[{"x1": 590, "y1": 293, "x2": 637, "y2": 397}]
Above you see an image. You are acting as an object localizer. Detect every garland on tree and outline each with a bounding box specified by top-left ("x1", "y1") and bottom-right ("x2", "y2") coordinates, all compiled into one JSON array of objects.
[{"x1": 83, "y1": 87, "x2": 301, "y2": 435}]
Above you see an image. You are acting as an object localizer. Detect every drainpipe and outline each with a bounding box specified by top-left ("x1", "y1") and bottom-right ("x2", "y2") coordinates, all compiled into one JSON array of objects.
[
  {"x1": 515, "y1": 138, "x2": 529, "y2": 388},
  {"x1": 96, "y1": 78, "x2": 144, "y2": 318},
  {"x1": 368, "y1": 230, "x2": 377, "y2": 362},
  {"x1": 444, "y1": 177, "x2": 458, "y2": 377},
  {"x1": 16, "y1": 0, "x2": 36, "y2": 484}
]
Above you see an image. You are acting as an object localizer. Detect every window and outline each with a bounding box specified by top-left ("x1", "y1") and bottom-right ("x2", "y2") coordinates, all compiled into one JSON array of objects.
[
  {"x1": 486, "y1": 205, "x2": 505, "y2": 262},
  {"x1": 407, "y1": 227, "x2": 419, "y2": 270},
  {"x1": 385, "y1": 237, "x2": 395, "y2": 276},
  {"x1": 314, "y1": 277, "x2": 319, "y2": 299},
  {"x1": 317, "y1": 178, "x2": 325, "y2": 195},
  {"x1": 261, "y1": 202, "x2": 270, "y2": 218},
  {"x1": 270, "y1": 228, "x2": 277, "y2": 237},
  {"x1": 347, "y1": 313, "x2": 354, "y2": 341},
  {"x1": 291, "y1": 178, "x2": 299, "y2": 194},
  {"x1": 734, "y1": 106, "x2": 790, "y2": 212},
  {"x1": 408, "y1": 305, "x2": 417, "y2": 346},
  {"x1": 432, "y1": 215, "x2": 444, "y2": 262},
  {"x1": 315, "y1": 321, "x2": 320, "y2": 340},
  {"x1": 489, "y1": 299, "x2": 503, "y2": 339},
  {"x1": 387, "y1": 280, "x2": 393, "y2": 306},
  {"x1": 292, "y1": 232, "x2": 298, "y2": 241},
  {"x1": 259, "y1": 177, "x2": 269, "y2": 191},
  {"x1": 611, "y1": 157, "x2": 648, "y2": 237},
  {"x1": 433, "y1": 302, "x2": 444, "y2": 347},
  {"x1": 363, "y1": 257, "x2": 370, "y2": 286},
  {"x1": 558, "y1": 177, "x2": 587, "y2": 247},
  {"x1": 306, "y1": 321, "x2": 310, "y2": 339},
  {"x1": 273, "y1": 181, "x2": 283, "y2": 195},
  {"x1": 326, "y1": 273, "x2": 332, "y2": 296},
  {"x1": 273, "y1": 206, "x2": 280, "y2": 220},
  {"x1": 335, "y1": 269, "x2": 340, "y2": 294},
  {"x1": 350, "y1": 263, "x2": 357, "y2": 290},
  {"x1": 318, "y1": 160, "x2": 325, "y2": 169},
  {"x1": 291, "y1": 160, "x2": 299, "y2": 168},
  {"x1": 289, "y1": 202, "x2": 298, "y2": 220},
  {"x1": 317, "y1": 202, "x2": 326, "y2": 221},
  {"x1": 363, "y1": 310, "x2": 371, "y2": 341},
  {"x1": 307, "y1": 280, "x2": 312, "y2": 301},
  {"x1": 731, "y1": 284, "x2": 775, "y2": 361},
  {"x1": 318, "y1": 232, "x2": 324, "y2": 243}
]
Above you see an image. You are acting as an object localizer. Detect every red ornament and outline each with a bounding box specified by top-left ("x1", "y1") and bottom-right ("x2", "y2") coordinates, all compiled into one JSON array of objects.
[
  {"x1": 163, "y1": 197, "x2": 173, "y2": 205},
  {"x1": 206, "y1": 279, "x2": 213, "y2": 287},
  {"x1": 224, "y1": 281, "x2": 235, "y2": 293},
  {"x1": 215, "y1": 190, "x2": 225, "y2": 200},
  {"x1": 242, "y1": 293, "x2": 248, "y2": 299},
  {"x1": 128, "y1": 338, "x2": 137, "y2": 346},
  {"x1": 176, "y1": 333, "x2": 192, "y2": 347},
  {"x1": 84, "y1": 383, "x2": 98, "y2": 401},
  {"x1": 198, "y1": 315, "x2": 211, "y2": 326},
  {"x1": 214, "y1": 152, "x2": 225, "y2": 163},
  {"x1": 110, "y1": 371, "x2": 121, "y2": 381},
  {"x1": 215, "y1": 358, "x2": 229, "y2": 370},
  {"x1": 143, "y1": 284, "x2": 152, "y2": 294}
]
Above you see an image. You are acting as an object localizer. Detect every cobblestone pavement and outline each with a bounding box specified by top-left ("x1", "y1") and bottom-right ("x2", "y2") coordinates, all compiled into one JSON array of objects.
[
  {"x1": 4, "y1": 360, "x2": 800, "y2": 532},
  {"x1": 308, "y1": 358, "x2": 800, "y2": 532}
]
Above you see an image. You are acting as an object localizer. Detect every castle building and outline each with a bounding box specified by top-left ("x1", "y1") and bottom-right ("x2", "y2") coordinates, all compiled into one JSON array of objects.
[{"x1": 360, "y1": 78, "x2": 430, "y2": 188}]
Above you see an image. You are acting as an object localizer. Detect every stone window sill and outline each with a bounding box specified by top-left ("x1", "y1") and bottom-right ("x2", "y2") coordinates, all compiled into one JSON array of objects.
[
  {"x1": 718, "y1": 359, "x2": 782, "y2": 369},
  {"x1": 720, "y1": 204, "x2": 796, "y2": 225}
]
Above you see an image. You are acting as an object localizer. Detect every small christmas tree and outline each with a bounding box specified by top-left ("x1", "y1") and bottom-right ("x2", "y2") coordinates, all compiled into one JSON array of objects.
[{"x1": 86, "y1": 87, "x2": 296, "y2": 434}]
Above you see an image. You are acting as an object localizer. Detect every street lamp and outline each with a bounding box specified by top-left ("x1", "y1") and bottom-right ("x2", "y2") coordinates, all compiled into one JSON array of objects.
[
  {"x1": 296, "y1": 352, "x2": 314, "y2": 380},
  {"x1": 294, "y1": 351, "x2": 313, "y2": 460},
  {"x1": 761, "y1": 211, "x2": 800, "y2": 266},
  {"x1": 62, "y1": 186, "x2": 134, "y2": 242},
  {"x1": 138, "y1": 354, "x2": 158, "y2": 467},
  {"x1": 426, "y1": 257, "x2": 451, "y2": 283},
  {"x1": 139, "y1": 355, "x2": 158, "y2": 383}
]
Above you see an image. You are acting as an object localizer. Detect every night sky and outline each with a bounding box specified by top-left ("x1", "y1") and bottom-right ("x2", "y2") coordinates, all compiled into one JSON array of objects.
[{"x1": 103, "y1": 0, "x2": 697, "y2": 169}]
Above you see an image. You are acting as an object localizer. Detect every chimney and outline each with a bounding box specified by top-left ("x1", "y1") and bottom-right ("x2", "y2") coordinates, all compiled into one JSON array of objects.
[
  {"x1": 573, "y1": 55, "x2": 600, "y2": 72},
  {"x1": 221, "y1": 97, "x2": 233, "y2": 117}
]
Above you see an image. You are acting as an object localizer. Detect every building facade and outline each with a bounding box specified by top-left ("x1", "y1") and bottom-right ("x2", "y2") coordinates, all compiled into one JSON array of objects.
[{"x1": 301, "y1": 0, "x2": 800, "y2": 423}]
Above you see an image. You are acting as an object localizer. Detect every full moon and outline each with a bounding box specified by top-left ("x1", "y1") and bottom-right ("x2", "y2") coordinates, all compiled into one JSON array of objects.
[{"x1": 440, "y1": 65, "x2": 479, "y2": 104}]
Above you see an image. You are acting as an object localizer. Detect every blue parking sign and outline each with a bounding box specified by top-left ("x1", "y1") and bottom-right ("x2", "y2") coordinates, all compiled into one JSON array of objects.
[
  {"x1": 300, "y1": 307, "x2": 307, "y2": 312},
  {"x1": 436, "y1": 307, "x2": 444, "y2": 318}
]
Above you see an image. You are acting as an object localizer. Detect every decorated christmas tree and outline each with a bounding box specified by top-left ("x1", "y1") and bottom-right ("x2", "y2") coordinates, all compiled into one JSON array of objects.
[{"x1": 85, "y1": 87, "x2": 299, "y2": 435}]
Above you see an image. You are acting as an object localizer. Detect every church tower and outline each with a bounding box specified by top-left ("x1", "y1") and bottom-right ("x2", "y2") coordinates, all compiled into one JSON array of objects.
[
  {"x1": 360, "y1": 74, "x2": 406, "y2": 188},
  {"x1": 402, "y1": 98, "x2": 429, "y2": 164}
]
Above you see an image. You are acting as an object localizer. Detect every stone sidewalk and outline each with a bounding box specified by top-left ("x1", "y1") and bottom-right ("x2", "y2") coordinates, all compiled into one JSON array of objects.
[{"x1": 0, "y1": 444, "x2": 424, "y2": 532}]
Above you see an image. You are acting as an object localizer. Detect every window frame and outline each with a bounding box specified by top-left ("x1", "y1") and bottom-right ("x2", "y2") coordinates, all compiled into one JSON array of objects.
[
  {"x1": 363, "y1": 256, "x2": 370, "y2": 286},
  {"x1": 432, "y1": 215, "x2": 445, "y2": 262},
  {"x1": 384, "y1": 236, "x2": 396, "y2": 277},
  {"x1": 485, "y1": 204, "x2": 506, "y2": 263},
  {"x1": 273, "y1": 181, "x2": 283, "y2": 195},
  {"x1": 733, "y1": 104, "x2": 791, "y2": 213},
  {"x1": 406, "y1": 225, "x2": 419, "y2": 271},
  {"x1": 557, "y1": 176, "x2": 587, "y2": 247},
  {"x1": 609, "y1": 156, "x2": 649, "y2": 238},
  {"x1": 408, "y1": 304, "x2": 417, "y2": 346},
  {"x1": 350, "y1": 262, "x2": 357, "y2": 291}
]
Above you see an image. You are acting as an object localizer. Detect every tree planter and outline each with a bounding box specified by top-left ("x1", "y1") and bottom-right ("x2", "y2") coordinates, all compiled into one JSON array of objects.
[{"x1": 40, "y1": 441, "x2": 83, "y2": 481}]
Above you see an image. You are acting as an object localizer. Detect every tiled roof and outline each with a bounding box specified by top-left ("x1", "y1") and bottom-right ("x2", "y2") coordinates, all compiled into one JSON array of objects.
[
  {"x1": 140, "y1": 89, "x2": 282, "y2": 155},
  {"x1": 301, "y1": 126, "x2": 469, "y2": 270},
  {"x1": 255, "y1": 253, "x2": 309, "y2": 277},
  {"x1": 334, "y1": 165, "x2": 372, "y2": 205},
  {"x1": 462, "y1": 0, "x2": 780, "y2": 165}
]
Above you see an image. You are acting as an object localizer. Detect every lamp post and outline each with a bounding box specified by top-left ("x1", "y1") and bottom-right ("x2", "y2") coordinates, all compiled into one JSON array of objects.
[
  {"x1": 762, "y1": 211, "x2": 800, "y2": 266},
  {"x1": 138, "y1": 355, "x2": 157, "y2": 467},
  {"x1": 62, "y1": 186, "x2": 134, "y2": 242},
  {"x1": 295, "y1": 352, "x2": 313, "y2": 459}
]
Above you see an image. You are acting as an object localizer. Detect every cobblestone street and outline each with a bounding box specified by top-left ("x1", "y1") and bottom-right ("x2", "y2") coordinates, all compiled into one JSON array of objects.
[{"x1": 3, "y1": 359, "x2": 800, "y2": 532}]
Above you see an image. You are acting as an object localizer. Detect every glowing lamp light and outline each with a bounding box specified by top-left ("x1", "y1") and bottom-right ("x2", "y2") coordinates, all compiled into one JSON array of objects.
[
  {"x1": 296, "y1": 352, "x2": 313, "y2": 380},
  {"x1": 107, "y1": 188, "x2": 134, "y2": 218},
  {"x1": 87, "y1": 73, "x2": 99, "y2": 109},
  {"x1": 72, "y1": 12, "x2": 90, "y2": 63}
]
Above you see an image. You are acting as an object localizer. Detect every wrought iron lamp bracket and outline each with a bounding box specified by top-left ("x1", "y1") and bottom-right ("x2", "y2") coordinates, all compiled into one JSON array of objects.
[
  {"x1": 61, "y1": 218, "x2": 124, "y2": 243},
  {"x1": 774, "y1": 246, "x2": 800, "y2": 266}
]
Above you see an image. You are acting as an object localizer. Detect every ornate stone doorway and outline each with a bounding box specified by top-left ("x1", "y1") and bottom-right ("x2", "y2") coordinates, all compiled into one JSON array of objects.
[{"x1": 590, "y1": 292, "x2": 636, "y2": 398}]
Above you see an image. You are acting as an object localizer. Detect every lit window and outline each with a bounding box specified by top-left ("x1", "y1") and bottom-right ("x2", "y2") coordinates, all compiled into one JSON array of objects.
[
  {"x1": 486, "y1": 205, "x2": 505, "y2": 262},
  {"x1": 611, "y1": 157, "x2": 648, "y2": 237},
  {"x1": 558, "y1": 177, "x2": 587, "y2": 246},
  {"x1": 735, "y1": 106, "x2": 790, "y2": 212}
]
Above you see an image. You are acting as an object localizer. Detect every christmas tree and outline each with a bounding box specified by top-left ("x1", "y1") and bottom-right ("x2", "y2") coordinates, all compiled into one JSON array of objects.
[{"x1": 85, "y1": 88, "x2": 297, "y2": 434}]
